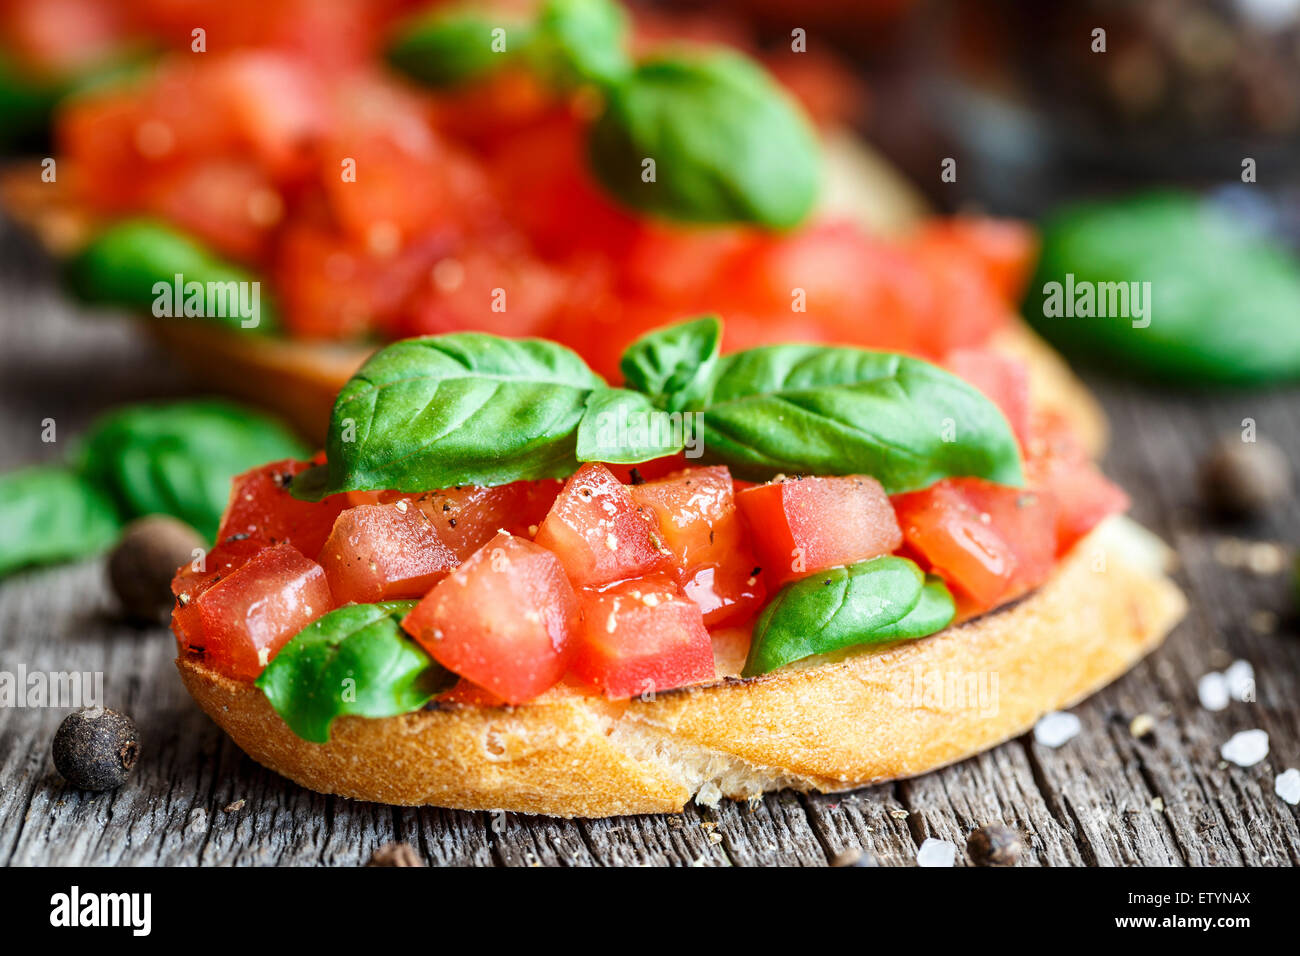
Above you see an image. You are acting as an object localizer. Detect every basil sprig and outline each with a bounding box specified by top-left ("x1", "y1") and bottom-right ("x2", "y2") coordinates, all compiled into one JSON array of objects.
[
  {"x1": 295, "y1": 316, "x2": 1024, "y2": 500},
  {"x1": 255, "y1": 601, "x2": 456, "y2": 743},
  {"x1": 0, "y1": 399, "x2": 306, "y2": 577},
  {"x1": 299, "y1": 334, "x2": 604, "y2": 498},
  {"x1": 743, "y1": 557, "x2": 956, "y2": 676},
  {"x1": 386, "y1": 0, "x2": 819, "y2": 229}
]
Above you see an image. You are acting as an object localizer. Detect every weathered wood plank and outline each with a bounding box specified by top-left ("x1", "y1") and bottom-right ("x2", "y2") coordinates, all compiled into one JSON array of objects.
[{"x1": 1, "y1": 228, "x2": 1297, "y2": 867}]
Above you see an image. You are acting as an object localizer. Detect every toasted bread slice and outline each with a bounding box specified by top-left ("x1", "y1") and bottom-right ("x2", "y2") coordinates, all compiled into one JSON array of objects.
[
  {"x1": 0, "y1": 134, "x2": 1106, "y2": 450},
  {"x1": 176, "y1": 516, "x2": 1183, "y2": 817}
]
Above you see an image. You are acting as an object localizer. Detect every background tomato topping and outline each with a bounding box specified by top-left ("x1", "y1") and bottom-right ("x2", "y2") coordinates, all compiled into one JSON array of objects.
[{"x1": 217, "y1": 458, "x2": 345, "y2": 559}]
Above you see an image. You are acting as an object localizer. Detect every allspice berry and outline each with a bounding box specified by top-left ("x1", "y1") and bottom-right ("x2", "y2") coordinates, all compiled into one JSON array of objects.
[
  {"x1": 366, "y1": 842, "x2": 424, "y2": 867},
  {"x1": 831, "y1": 847, "x2": 879, "y2": 867},
  {"x1": 108, "y1": 515, "x2": 204, "y2": 624},
  {"x1": 52, "y1": 709, "x2": 139, "y2": 791},
  {"x1": 967, "y1": 824, "x2": 1022, "y2": 866},
  {"x1": 1201, "y1": 437, "x2": 1291, "y2": 517}
]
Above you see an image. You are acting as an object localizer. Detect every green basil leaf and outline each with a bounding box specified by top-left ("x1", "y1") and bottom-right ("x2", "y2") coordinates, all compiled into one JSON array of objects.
[
  {"x1": 255, "y1": 601, "x2": 455, "y2": 743},
  {"x1": 619, "y1": 314, "x2": 720, "y2": 410},
  {"x1": 77, "y1": 399, "x2": 308, "y2": 541},
  {"x1": 386, "y1": 6, "x2": 527, "y2": 88},
  {"x1": 865, "y1": 573, "x2": 956, "y2": 642},
  {"x1": 65, "y1": 218, "x2": 278, "y2": 333},
  {"x1": 1027, "y1": 191, "x2": 1300, "y2": 384},
  {"x1": 695, "y1": 345, "x2": 1024, "y2": 492},
  {"x1": 575, "y1": 388, "x2": 686, "y2": 463},
  {"x1": 0, "y1": 466, "x2": 123, "y2": 577},
  {"x1": 307, "y1": 334, "x2": 605, "y2": 498},
  {"x1": 588, "y1": 52, "x2": 820, "y2": 228},
  {"x1": 534, "y1": 0, "x2": 631, "y2": 87},
  {"x1": 743, "y1": 556, "x2": 930, "y2": 676}
]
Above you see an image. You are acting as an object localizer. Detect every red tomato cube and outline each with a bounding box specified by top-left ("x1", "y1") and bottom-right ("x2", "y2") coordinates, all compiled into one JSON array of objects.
[
  {"x1": 413, "y1": 480, "x2": 561, "y2": 561},
  {"x1": 403, "y1": 533, "x2": 578, "y2": 704},
  {"x1": 736, "y1": 476, "x2": 902, "y2": 588},
  {"x1": 572, "y1": 575, "x2": 715, "y2": 699},
  {"x1": 193, "y1": 542, "x2": 332, "y2": 681},
  {"x1": 892, "y1": 478, "x2": 1057, "y2": 614},
  {"x1": 171, "y1": 536, "x2": 267, "y2": 653},
  {"x1": 533, "y1": 463, "x2": 673, "y2": 588},
  {"x1": 217, "y1": 459, "x2": 346, "y2": 560},
  {"x1": 629, "y1": 466, "x2": 766, "y2": 626},
  {"x1": 1026, "y1": 415, "x2": 1130, "y2": 554},
  {"x1": 318, "y1": 502, "x2": 457, "y2": 605}
]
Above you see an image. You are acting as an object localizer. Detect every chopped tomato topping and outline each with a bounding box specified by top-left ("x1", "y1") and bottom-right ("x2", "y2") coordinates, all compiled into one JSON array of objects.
[
  {"x1": 892, "y1": 478, "x2": 1057, "y2": 615},
  {"x1": 736, "y1": 475, "x2": 902, "y2": 588},
  {"x1": 533, "y1": 463, "x2": 672, "y2": 588},
  {"x1": 404, "y1": 533, "x2": 578, "y2": 704},
  {"x1": 170, "y1": 536, "x2": 266, "y2": 653},
  {"x1": 317, "y1": 502, "x2": 457, "y2": 605},
  {"x1": 192, "y1": 541, "x2": 332, "y2": 681},
  {"x1": 217, "y1": 458, "x2": 346, "y2": 560},
  {"x1": 629, "y1": 465, "x2": 766, "y2": 626},
  {"x1": 943, "y1": 349, "x2": 1032, "y2": 449},
  {"x1": 571, "y1": 575, "x2": 715, "y2": 699},
  {"x1": 1026, "y1": 414, "x2": 1130, "y2": 555},
  {"x1": 412, "y1": 480, "x2": 561, "y2": 560}
]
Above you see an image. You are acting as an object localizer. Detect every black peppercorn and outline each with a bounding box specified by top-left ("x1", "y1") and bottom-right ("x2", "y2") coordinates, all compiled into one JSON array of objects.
[
  {"x1": 108, "y1": 516, "x2": 205, "y2": 624},
  {"x1": 1201, "y1": 437, "x2": 1291, "y2": 517},
  {"x1": 52, "y1": 709, "x2": 139, "y2": 791},
  {"x1": 967, "y1": 824, "x2": 1022, "y2": 866},
  {"x1": 831, "y1": 847, "x2": 878, "y2": 867}
]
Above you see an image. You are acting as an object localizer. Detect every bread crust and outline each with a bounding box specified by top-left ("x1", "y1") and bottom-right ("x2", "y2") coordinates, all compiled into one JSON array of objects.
[{"x1": 176, "y1": 519, "x2": 1184, "y2": 817}]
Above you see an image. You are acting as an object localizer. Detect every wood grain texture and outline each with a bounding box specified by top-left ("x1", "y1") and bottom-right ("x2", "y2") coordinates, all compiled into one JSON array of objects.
[{"x1": 0, "y1": 225, "x2": 1296, "y2": 866}]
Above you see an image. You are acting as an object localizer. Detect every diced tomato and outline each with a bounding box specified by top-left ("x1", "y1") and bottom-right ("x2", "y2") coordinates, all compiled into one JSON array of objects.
[
  {"x1": 170, "y1": 536, "x2": 267, "y2": 653},
  {"x1": 910, "y1": 218, "x2": 1038, "y2": 305},
  {"x1": 1026, "y1": 414, "x2": 1129, "y2": 554},
  {"x1": 403, "y1": 533, "x2": 578, "y2": 704},
  {"x1": 892, "y1": 477, "x2": 1057, "y2": 614},
  {"x1": 317, "y1": 501, "x2": 458, "y2": 605},
  {"x1": 736, "y1": 475, "x2": 902, "y2": 588},
  {"x1": 629, "y1": 466, "x2": 766, "y2": 626},
  {"x1": 193, "y1": 542, "x2": 332, "y2": 681},
  {"x1": 216, "y1": 458, "x2": 346, "y2": 560},
  {"x1": 534, "y1": 463, "x2": 673, "y2": 588},
  {"x1": 601, "y1": 453, "x2": 688, "y2": 485},
  {"x1": 143, "y1": 159, "x2": 280, "y2": 262},
  {"x1": 412, "y1": 480, "x2": 561, "y2": 560},
  {"x1": 571, "y1": 575, "x2": 715, "y2": 699},
  {"x1": 944, "y1": 348, "x2": 1032, "y2": 448}
]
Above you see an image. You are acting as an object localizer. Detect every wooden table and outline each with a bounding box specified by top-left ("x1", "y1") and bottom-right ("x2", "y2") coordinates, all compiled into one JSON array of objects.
[{"x1": 1, "y1": 225, "x2": 1297, "y2": 867}]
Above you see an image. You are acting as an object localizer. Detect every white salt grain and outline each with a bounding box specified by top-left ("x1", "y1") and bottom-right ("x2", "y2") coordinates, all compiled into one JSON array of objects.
[
  {"x1": 1197, "y1": 671, "x2": 1230, "y2": 712},
  {"x1": 916, "y1": 838, "x2": 957, "y2": 867},
  {"x1": 1224, "y1": 659, "x2": 1255, "y2": 702},
  {"x1": 1033, "y1": 711, "x2": 1081, "y2": 748},
  {"x1": 1220, "y1": 729, "x2": 1269, "y2": 767},
  {"x1": 1275, "y1": 769, "x2": 1300, "y2": 805}
]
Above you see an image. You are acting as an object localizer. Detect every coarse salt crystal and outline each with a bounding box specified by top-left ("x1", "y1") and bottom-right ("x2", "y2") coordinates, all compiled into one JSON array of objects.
[
  {"x1": 1224, "y1": 659, "x2": 1255, "y2": 701},
  {"x1": 1197, "y1": 671, "x2": 1230, "y2": 712},
  {"x1": 1033, "y1": 711, "x2": 1081, "y2": 748},
  {"x1": 916, "y1": 838, "x2": 956, "y2": 867},
  {"x1": 1275, "y1": 769, "x2": 1300, "y2": 805},
  {"x1": 1221, "y1": 729, "x2": 1269, "y2": 767}
]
